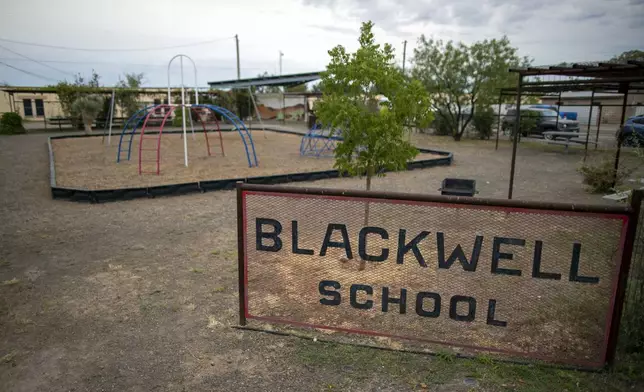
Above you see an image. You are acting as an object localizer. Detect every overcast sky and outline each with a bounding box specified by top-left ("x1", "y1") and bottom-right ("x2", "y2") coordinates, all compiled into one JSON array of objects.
[{"x1": 0, "y1": 0, "x2": 642, "y2": 87}]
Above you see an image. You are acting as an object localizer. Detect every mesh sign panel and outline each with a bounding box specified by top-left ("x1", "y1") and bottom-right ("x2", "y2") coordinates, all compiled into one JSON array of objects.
[{"x1": 239, "y1": 188, "x2": 630, "y2": 367}]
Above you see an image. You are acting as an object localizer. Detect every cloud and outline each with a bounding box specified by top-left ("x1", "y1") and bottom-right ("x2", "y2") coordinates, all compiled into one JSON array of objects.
[
  {"x1": 301, "y1": 0, "x2": 644, "y2": 65},
  {"x1": 309, "y1": 24, "x2": 358, "y2": 35},
  {"x1": 0, "y1": 0, "x2": 641, "y2": 86}
]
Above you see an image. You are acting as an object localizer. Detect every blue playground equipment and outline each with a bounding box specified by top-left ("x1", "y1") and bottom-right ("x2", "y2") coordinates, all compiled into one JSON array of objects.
[
  {"x1": 300, "y1": 124, "x2": 341, "y2": 157},
  {"x1": 116, "y1": 104, "x2": 258, "y2": 171}
]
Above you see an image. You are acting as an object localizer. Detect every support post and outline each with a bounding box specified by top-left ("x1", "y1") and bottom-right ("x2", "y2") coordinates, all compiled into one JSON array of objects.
[
  {"x1": 583, "y1": 90, "x2": 595, "y2": 162},
  {"x1": 248, "y1": 87, "x2": 266, "y2": 139},
  {"x1": 606, "y1": 189, "x2": 643, "y2": 366},
  {"x1": 595, "y1": 105, "x2": 602, "y2": 150},
  {"x1": 555, "y1": 91, "x2": 562, "y2": 128},
  {"x1": 613, "y1": 83, "x2": 630, "y2": 187},
  {"x1": 236, "y1": 182, "x2": 247, "y2": 326},
  {"x1": 508, "y1": 76, "x2": 523, "y2": 200},
  {"x1": 495, "y1": 90, "x2": 503, "y2": 150},
  {"x1": 107, "y1": 88, "x2": 115, "y2": 145},
  {"x1": 181, "y1": 56, "x2": 188, "y2": 167}
]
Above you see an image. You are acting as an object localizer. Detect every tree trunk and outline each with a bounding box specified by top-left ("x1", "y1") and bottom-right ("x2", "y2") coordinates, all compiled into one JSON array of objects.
[
  {"x1": 84, "y1": 120, "x2": 93, "y2": 135},
  {"x1": 453, "y1": 133, "x2": 462, "y2": 141},
  {"x1": 359, "y1": 167, "x2": 374, "y2": 271}
]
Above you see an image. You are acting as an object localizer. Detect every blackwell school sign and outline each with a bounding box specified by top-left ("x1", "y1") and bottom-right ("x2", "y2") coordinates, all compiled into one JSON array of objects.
[{"x1": 237, "y1": 184, "x2": 637, "y2": 368}]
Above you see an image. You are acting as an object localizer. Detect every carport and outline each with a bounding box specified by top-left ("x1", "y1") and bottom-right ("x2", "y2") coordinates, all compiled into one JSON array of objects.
[{"x1": 502, "y1": 61, "x2": 644, "y2": 199}]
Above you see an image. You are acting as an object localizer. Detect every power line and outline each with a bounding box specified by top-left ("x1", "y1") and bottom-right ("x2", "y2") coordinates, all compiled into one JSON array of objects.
[
  {"x1": 0, "y1": 57, "x2": 268, "y2": 70},
  {"x1": 0, "y1": 61, "x2": 58, "y2": 82},
  {"x1": 0, "y1": 36, "x2": 234, "y2": 52},
  {"x1": 0, "y1": 44, "x2": 76, "y2": 77}
]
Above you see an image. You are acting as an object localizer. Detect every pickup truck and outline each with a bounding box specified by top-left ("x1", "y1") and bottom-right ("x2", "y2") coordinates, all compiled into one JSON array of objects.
[{"x1": 502, "y1": 108, "x2": 580, "y2": 139}]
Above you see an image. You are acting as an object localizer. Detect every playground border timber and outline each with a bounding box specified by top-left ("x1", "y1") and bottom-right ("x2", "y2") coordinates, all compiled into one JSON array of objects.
[{"x1": 48, "y1": 128, "x2": 453, "y2": 203}]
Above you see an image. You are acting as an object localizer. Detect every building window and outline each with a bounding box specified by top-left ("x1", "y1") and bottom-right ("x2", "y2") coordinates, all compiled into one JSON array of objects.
[
  {"x1": 35, "y1": 99, "x2": 45, "y2": 116},
  {"x1": 23, "y1": 99, "x2": 33, "y2": 116},
  {"x1": 154, "y1": 98, "x2": 162, "y2": 114}
]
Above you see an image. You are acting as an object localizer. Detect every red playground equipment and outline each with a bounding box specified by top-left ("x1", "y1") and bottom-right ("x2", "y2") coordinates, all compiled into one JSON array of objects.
[{"x1": 135, "y1": 104, "x2": 224, "y2": 175}]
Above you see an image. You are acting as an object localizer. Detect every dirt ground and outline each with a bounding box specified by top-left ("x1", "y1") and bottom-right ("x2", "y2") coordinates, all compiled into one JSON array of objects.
[
  {"x1": 1, "y1": 131, "x2": 642, "y2": 392},
  {"x1": 51, "y1": 131, "x2": 439, "y2": 190}
]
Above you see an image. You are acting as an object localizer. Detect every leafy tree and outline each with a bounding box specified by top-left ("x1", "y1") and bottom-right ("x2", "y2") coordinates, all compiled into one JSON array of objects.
[
  {"x1": 0, "y1": 112, "x2": 26, "y2": 135},
  {"x1": 286, "y1": 83, "x2": 308, "y2": 93},
  {"x1": 315, "y1": 21, "x2": 432, "y2": 269},
  {"x1": 611, "y1": 50, "x2": 644, "y2": 63},
  {"x1": 471, "y1": 106, "x2": 495, "y2": 140},
  {"x1": 71, "y1": 94, "x2": 104, "y2": 134},
  {"x1": 115, "y1": 73, "x2": 144, "y2": 118},
  {"x1": 53, "y1": 70, "x2": 102, "y2": 129},
  {"x1": 254, "y1": 72, "x2": 281, "y2": 94},
  {"x1": 412, "y1": 36, "x2": 529, "y2": 141}
]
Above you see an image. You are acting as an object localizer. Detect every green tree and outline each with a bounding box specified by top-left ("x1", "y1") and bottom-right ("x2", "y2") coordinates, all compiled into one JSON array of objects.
[
  {"x1": 315, "y1": 21, "x2": 432, "y2": 269},
  {"x1": 254, "y1": 72, "x2": 281, "y2": 94},
  {"x1": 0, "y1": 112, "x2": 26, "y2": 135},
  {"x1": 286, "y1": 83, "x2": 308, "y2": 93},
  {"x1": 611, "y1": 50, "x2": 644, "y2": 63},
  {"x1": 71, "y1": 94, "x2": 104, "y2": 134},
  {"x1": 412, "y1": 36, "x2": 529, "y2": 141},
  {"x1": 53, "y1": 70, "x2": 102, "y2": 128},
  {"x1": 471, "y1": 106, "x2": 495, "y2": 140},
  {"x1": 115, "y1": 73, "x2": 144, "y2": 118}
]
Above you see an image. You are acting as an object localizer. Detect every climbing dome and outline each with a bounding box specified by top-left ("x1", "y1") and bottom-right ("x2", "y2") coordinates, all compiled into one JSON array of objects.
[
  {"x1": 299, "y1": 124, "x2": 341, "y2": 158},
  {"x1": 116, "y1": 104, "x2": 258, "y2": 175}
]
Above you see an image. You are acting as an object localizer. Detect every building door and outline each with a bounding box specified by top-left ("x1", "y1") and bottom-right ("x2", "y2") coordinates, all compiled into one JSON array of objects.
[{"x1": 23, "y1": 99, "x2": 33, "y2": 117}]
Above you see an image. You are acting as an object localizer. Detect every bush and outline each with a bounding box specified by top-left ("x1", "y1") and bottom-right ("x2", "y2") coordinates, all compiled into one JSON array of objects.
[
  {"x1": 0, "y1": 112, "x2": 26, "y2": 135},
  {"x1": 431, "y1": 114, "x2": 452, "y2": 136},
  {"x1": 472, "y1": 107, "x2": 495, "y2": 140},
  {"x1": 578, "y1": 159, "x2": 630, "y2": 193}
]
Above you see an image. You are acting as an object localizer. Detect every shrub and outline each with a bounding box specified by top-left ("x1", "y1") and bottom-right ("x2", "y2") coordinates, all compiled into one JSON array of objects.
[
  {"x1": 578, "y1": 159, "x2": 630, "y2": 193},
  {"x1": 0, "y1": 112, "x2": 26, "y2": 135},
  {"x1": 431, "y1": 114, "x2": 452, "y2": 136},
  {"x1": 472, "y1": 107, "x2": 495, "y2": 140},
  {"x1": 71, "y1": 94, "x2": 104, "y2": 134}
]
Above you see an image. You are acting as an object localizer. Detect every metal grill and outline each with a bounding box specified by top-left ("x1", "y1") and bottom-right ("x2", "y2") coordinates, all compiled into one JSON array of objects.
[{"x1": 238, "y1": 185, "x2": 634, "y2": 368}]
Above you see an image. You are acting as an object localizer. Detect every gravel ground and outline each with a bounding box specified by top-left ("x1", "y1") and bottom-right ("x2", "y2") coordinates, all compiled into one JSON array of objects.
[{"x1": 0, "y1": 131, "x2": 625, "y2": 392}]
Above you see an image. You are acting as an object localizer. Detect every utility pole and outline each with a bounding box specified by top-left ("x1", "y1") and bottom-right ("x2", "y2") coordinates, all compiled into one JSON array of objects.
[
  {"x1": 402, "y1": 40, "x2": 407, "y2": 73},
  {"x1": 235, "y1": 34, "x2": 240, "y2": 80},
  {"x1": 279, "y1": 51, "x2": 284, "y2": 75},
  {"x1": 279, "y1": 51, "x2": 284, "y2": 123}
]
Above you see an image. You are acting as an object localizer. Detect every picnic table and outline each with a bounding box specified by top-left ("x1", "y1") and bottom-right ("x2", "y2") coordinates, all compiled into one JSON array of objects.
[{"x1": 542, "y1": 131, "x2": 597, "y2": 153}]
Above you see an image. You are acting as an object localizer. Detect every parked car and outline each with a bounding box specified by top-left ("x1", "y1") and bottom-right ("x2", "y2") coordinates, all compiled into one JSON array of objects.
[
  {"x1": 502, "y1": 108, "x2": 580, "y2": 139},
  {"x1": 616, "y1": 115, "x2": 644, "y2": 146}
]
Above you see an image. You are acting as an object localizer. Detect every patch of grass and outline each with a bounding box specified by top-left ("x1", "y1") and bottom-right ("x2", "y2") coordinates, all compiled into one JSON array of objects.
[
  {"x1": 0, "y1": 260, "x2": 10, "y2": 268},
  {"x1": 210, "y1": 250, "x2": 220, "y2": 256},
  {"x1": 212, "y1": 286, "x2": 226, "y2": 293},
  {"x1": 295, "y1": 340, "x2": 463, "y2": 386},
  {"x1": 435, "y1": 349, "x2": 456, "y2": 362},
  {"x1": 189, "y1": 267, "x2": 204, "y2": 274},
  {"x1": 223, "y1": 250, "x2": 237, "y2": 260},
  {"x1": 1, "y1": 278, "x2": 20, "y2": 286},
  {"x1": 293, "y1": 340, "x2": 643, "y2": 391},
  {"x1": 1, "y1": 351, "x2": 16, "y2": 365}
]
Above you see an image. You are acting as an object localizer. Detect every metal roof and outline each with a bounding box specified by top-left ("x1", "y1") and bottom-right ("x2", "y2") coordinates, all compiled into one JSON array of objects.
[
  {"x1": 207, "y1": 72, "x2": 322, "y2": 89},
  {"x1": 0, "y1": 86, "x2": 189, "y2": 94},
  {"x1": 510, "y1": 60, "x2": 644, "y2": 78}
]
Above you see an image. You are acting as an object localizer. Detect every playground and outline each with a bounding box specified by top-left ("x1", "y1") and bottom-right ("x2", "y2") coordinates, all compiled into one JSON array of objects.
[{"x1": 51, "y1": 131, "x2": 442, "y2": 190}]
